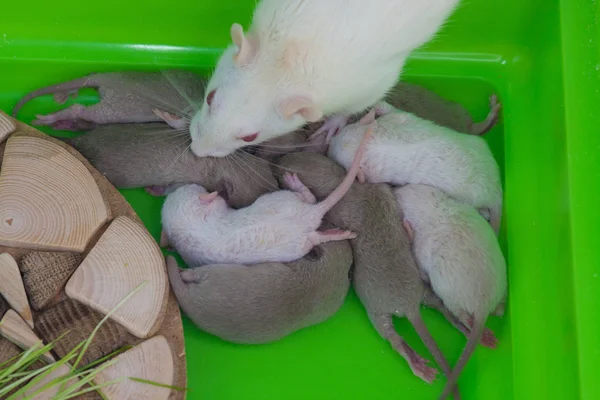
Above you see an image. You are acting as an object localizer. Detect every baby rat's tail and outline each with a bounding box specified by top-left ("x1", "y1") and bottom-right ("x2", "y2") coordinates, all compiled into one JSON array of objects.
[
  {"x1": 408, "y1": 311, "x2": 461, "y2": 400},
  {"x1": 317, "y1": 125, "x2": 373, "y2": 214},
  {"x1": 439, "y1": 314, "x2": 487, "y2": 400},
  {"x1": 13, "y1": 75, "x2": 98, "y2": 117}
]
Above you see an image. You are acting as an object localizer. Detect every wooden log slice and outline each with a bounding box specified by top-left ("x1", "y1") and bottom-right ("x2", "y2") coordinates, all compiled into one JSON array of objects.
[
  {"x1": 94, "y1": 335, "x2": 174, "y2": 400},
  {"x1": 0, "y1": 110, "x2": 16, "y2": 143},
  {"x1": 0, "y1": 253, "x2": 34, "y2": 328},
  {"x1": 66, "y1": 216, "x2": 169, "y2": 339},
  {"x1": 0, "y1": 135, "x2": 110, "y2": 252},
  {"x1": 0, "y1": 117, "x2": 186, "y2": 399},
  {"x1": 0, "y1": 309, "x2": 54, "y2": 363}
]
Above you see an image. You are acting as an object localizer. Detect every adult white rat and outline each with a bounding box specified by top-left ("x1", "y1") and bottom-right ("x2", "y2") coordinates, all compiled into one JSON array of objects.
[
  {"x1": 161, "y1": 126, "x2": 372, "y2": 265},
  {"x1": 395, "y1": 184, "x2": 507, "y2": 399},
  {"x1": 328, "y1": 109, "x2": 503, "y2": 234},
  {"x1": 187, "y1": 0, "x2": 461, "y2": 157}
]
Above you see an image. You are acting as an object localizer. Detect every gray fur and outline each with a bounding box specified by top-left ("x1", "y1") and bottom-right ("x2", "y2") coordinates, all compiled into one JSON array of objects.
[
  {"x1": 385, "y1": 82, "x2": 501, "y2": 135},
  {"x1": 276, "y1": 152, "x2": 457, "y2": 393},
  {"x1": 165, "y1": 234, "x2": 352, "y2": 344},
  {"x1": 13, "y1": 70, "x2": 206, "y2": 128},
  {"x1": 65, "y1": 123, "x2": 278, "y2": 208}
]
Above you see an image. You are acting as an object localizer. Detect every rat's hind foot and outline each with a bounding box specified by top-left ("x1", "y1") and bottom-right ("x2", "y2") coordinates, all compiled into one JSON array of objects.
[
  {"x1": 283, "y1": 172, "x2": 316, "y2": 203},
  {"x1": 308, "y1": 115, "x2": 349, "y2": 144},
  {"x1": 145, "y1": 185, "x2": 167, "y2": 196},
  {"x1": 51, "y1": 119, "x2": 97, "y2": 132},
  {"x1": 153, "y1": 108, "x2": 189, "y2": 130},
  {"x1": 32, "y1": 104, "x2": 86, "y2": 126},
  {"x1": 400, "y1": 341, "x2": 438, "y2": 383}
]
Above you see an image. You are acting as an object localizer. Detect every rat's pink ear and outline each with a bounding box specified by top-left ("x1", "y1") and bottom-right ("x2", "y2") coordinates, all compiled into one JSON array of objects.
[
  {"x1": 199, "y1": 191, "x2": 219, "y2": 205},
  {"x1": 279, "y1": 95, "x2": 323, "y2": 122},
  {"x1": 231, "y1": 23, "x2": 254, "y2": 65}
]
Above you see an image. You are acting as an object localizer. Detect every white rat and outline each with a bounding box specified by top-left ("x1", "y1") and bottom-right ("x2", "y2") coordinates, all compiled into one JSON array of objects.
[
  {"x1": 328, "y1": 108, "x2": 503, "y2": 234},
  {"x1": 395, "y1": 184, "x2": 507, "y2": 399},
  {"x1": 161, "y1": 126, "x2": 372, "y2": 265},
  {"x1": 187, "y1": 0, "x2": 461, "y2": 157}
]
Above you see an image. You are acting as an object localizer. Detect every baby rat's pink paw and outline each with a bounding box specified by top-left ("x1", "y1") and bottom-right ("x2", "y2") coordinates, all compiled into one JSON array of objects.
[
  {"x1": 153, "y1": 108, "x2": 189, "y2": 130},
  {"x1": 308, "y1": 115, "x2": 349, "y2": 144},
  {"x1": 284, "y1": 172, "x2": 316, "y2": 203},
  {"x1": 402, "y1": 343, "x2": 438, "y2": 384},
  {"x1": 480, "y1": 328, "x2": 498, "y2": 348}
]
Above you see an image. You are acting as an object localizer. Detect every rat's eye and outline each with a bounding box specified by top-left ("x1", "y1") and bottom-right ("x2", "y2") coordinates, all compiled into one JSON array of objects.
[
  {"x1": 240, "y1": 133, "x2": 259, "y2": 143},
  {"x1": 206, "y1": 90, "x2": 216, "y2": 106}
]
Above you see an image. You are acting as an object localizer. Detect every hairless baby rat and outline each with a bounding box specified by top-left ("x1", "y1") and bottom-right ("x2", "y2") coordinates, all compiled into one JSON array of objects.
[
  {"x1": 328, "y1": 109, "x2": 503, "y2": 234},
  {"x1": 165, "y1": 228, "x2": 353, "y2": 344},
  {"x1": 276, "y1": 152, "x2": 465, "y2": 395},
  {"x1": 13, "y1": 70, "x2": 206, "y2": 130},
  {"x1": 384, "y1": 83, "x2": 501, "y2": 136},
  {"x1": 395, "y1": 184, "x2": 507, "y2": 399},
  {"x1": 64, "y1": 123, "x2": 277, "y2": 208},
  {"x1": 187, "y1": 0, "x2": 460, "y2": 157},
  {"x1": 161, "y1": 127, "x2": 371, "y2": 266}
]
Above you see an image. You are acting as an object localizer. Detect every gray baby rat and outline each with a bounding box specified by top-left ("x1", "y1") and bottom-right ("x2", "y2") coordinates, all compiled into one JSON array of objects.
[
  {"x1": 165, "y1": 229, "x2": 352, "y2": 344},
  {"x1": 384, "y1": 82, "x2": 501, "y2": 135},
  {"x1": 13, "y1": 70, "x2": 206, "y2": 130},
  {"x1": 276, "y1": 152, "x2": 458, "y2": 394},
  {"x1": 65, "y1": 123, "x2": 278, "y2": 208}
]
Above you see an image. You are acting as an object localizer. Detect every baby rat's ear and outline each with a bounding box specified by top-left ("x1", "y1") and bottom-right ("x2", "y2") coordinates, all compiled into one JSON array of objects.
[
  {"x1": 231, "y1": 23, "x2": 255, "y2": 65},
  {"x1": 279, "y1": 95, "x2": 323, "y2": 122},
  {"x1": 199, "y1": 191, "x2": 219, "y2": 205}
]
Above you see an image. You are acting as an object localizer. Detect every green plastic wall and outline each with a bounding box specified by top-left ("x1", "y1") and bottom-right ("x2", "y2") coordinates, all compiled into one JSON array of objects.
[{"x1": 0, "y1": 0, "x2": 598, "y2": 399}]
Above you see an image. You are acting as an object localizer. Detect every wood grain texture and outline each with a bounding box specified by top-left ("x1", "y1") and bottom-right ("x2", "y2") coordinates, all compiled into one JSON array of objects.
[
  {"x1": 66, "y1": 216, "x2": 169, "y2": 339},
  {"x1": 20, "y1": 251, "x2": 82, "y2": 310},
  {"x1": 0, "y1": 118, "x2": 186, "y2": 400},
  {"x1": 94, "y1": 335, "x2": 174, "y2": 400},
  {"x1": 0, "y1": 110, "x2": 16, "y2": 143},
  {"x1": 12, "y1": 363, "x2": 77, "y2": 400},
  {"x1": 0, "y1": 309, "x2": 54, "y2": 363},
  {"x1": 0, "y1": 253, "x2": 33, "y2": 328},
  {"x1": 36, "y1": 299, "x2": 130, "y2": 367},
  {"x1": 0, "y1": 135, "x2": 110, "y2": 252},
  {"x1": 0, "y1": 336, "x2": 22, "y2": 364}
]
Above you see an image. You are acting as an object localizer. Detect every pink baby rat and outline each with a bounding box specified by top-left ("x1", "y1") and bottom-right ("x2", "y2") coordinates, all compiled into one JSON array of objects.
[
  {"x1": 328, "y1": 108, "x2": 503, "y2": 234},
  {"x1": 161, "y1": 126, "x2": 372, "y2": 266},
  {"x1": 187, "y1": 0, "x2": 460, "y2": 157},
  {"x1": 395, "y1": 184, "x2": 507, "y2": 399},
  {"x1": 13, "y1": 70, "x2": 206, "y2": 130}
]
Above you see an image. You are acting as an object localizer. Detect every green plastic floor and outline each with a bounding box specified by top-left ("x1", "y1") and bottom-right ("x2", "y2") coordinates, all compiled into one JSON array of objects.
[{"x1": 0, "y1": 0, "x2": 598, "y2": 399}]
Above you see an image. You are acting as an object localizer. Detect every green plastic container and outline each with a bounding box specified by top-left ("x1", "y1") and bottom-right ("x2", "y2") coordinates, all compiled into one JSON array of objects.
[{"x1": 0, "y1": 0, "x2": 598, "y2": 398}]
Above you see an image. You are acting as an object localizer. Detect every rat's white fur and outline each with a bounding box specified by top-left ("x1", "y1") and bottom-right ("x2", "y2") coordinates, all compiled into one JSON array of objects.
[
  {"x1": 328, "y1": 109, "x2": 503, "y2": 233},
  {"x1": 189, "y1": 0, "x2": 460, "y2": 157},
  {"x1": 162, "y1": 184, "x2": 330, "y2": 265},
  {"x1": 395, "y1": 184, "x2": 506, "y2": 320},
  {"x1": 395, "y1": 184, "x2": 506, "y2": 399},
  {"x1": 162, "y1": 127, "x2": 371, "y2": 265}
]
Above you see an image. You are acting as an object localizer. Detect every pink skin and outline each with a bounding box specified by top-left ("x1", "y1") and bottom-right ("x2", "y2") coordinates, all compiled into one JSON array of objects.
[
  {"x1": 153, "y1": 109, "x2": 189, "y2": 130},
  {"x1": 308, "y1": 115, "x2": 350, "y2": 144},
  {"x1": 403, "y1": 218, "x2": 499, "y2": 349},
  {"x1": 284, "y1": 172, "x2": 356, "y2": 250}
]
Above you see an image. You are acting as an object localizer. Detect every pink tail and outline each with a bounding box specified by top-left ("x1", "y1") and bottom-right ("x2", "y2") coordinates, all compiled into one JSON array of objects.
[
  {"x1": 317, "y1": 125, "x2": 373, "y2": 214},
  {"x1": 439, "y1": 316, "x2": 486, "y2": 400}
]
